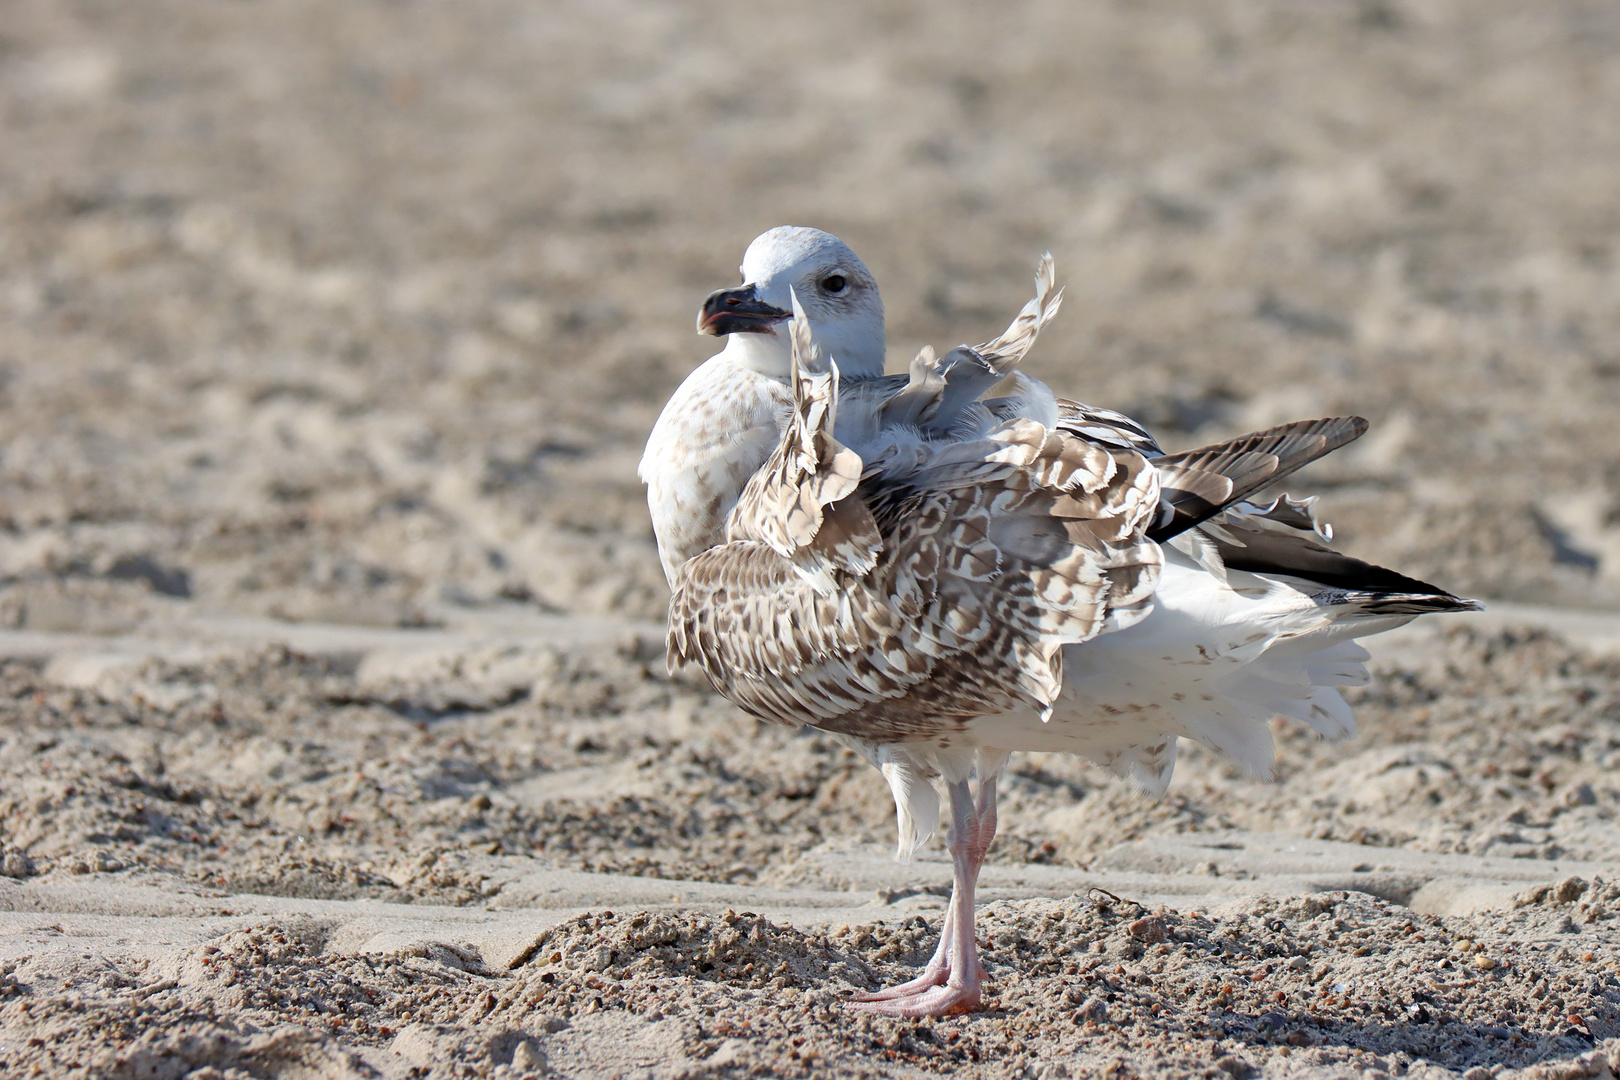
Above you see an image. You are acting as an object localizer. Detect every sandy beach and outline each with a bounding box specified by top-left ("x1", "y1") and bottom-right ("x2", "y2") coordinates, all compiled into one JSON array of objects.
[{"x1": 2, "y1": 1, "x2": 1620, "y2": 1076}]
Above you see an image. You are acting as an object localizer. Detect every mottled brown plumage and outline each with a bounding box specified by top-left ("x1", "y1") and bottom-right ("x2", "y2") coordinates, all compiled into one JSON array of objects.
[{"x1": 669, "y1": 291, "x2": 1162, "y2": 744}]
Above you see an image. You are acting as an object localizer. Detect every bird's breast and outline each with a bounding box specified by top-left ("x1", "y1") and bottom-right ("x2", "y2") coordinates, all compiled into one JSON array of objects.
[{"x1": 642, "y1": 360, "x2": 793, "y2": 583}]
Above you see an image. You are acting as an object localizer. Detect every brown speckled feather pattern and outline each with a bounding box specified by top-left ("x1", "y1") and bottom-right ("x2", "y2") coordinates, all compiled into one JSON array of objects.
[
  {"x1": 668, "y1": 293, "x2": 1163, "y2": 745},
  {"x1": 1053, "y1": 400, "x2": 1164, "y2": 456}
]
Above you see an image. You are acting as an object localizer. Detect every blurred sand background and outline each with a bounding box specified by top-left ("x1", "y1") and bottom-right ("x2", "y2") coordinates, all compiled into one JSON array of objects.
[{"x1": 2, "y1": 1, "x2": 1620, "y2": 1077}]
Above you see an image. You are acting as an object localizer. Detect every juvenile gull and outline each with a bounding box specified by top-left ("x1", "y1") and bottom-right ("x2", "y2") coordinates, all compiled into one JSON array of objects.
[{"x1": 643, "y1": 228, "x2": 1480, "y2": 1016}]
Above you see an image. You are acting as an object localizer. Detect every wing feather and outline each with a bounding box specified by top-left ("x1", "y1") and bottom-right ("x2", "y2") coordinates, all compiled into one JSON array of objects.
[{"x1": 1148, "y1": 417, "x2": 1369, "y2": 541}]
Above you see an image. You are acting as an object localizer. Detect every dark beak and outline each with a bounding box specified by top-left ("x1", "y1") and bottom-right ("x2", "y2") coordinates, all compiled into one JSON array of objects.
[{"x1": 697, "y1": 284, "x2": 792, "y2": 336}]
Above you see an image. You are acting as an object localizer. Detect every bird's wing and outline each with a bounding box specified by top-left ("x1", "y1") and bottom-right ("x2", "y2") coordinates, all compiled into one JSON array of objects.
[
  {"x1": 1051, "y1": 399, "x2": 1166, "y2": 456},
  {"x1": 1147, "y1": 416, "x2": 1369, "y2": 541},
  {"x1": 867, "y1": 252, "x2": 1162, "y2": 460},
  {"x1": 962, "y1": 251, "x2": 1064, "y2": 374}
]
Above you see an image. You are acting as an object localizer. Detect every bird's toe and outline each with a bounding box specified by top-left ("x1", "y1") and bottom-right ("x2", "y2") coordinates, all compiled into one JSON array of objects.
[{"x1": 847, "y1": 983, "x2": 980, "y2": 1018}]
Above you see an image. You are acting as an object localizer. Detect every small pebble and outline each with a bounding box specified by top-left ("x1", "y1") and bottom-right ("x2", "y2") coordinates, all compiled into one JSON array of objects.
[
  {"x1": 1073, "y1": 997, "x2": 1108, "y2": 1023},
  {"x1": 1472, "y1": 955, "x2": 1497, "y2": 972},
  {"x1": 0, "y1": 852, "x2": 35, "y2": 879},
  {"x1": 511, "y1": 1041, "x2": 546, "y2": 1074},
  {"x1": 1564, "y1": 783, "x2": 1596, "y2": 807}
]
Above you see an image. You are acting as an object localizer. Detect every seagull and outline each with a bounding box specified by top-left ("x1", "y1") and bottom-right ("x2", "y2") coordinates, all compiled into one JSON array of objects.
[{"x1": 642, "y1": 227, "x2": 1480, "y2": 1017}]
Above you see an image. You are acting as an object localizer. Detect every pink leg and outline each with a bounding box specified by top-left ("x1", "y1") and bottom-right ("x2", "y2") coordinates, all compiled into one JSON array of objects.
[
  {"x1": 972, "y1": 772, "x2": 998, "y2": 859},
  {"x1": 850, "y1": 774, "x2": 999, "y2": 1017}
]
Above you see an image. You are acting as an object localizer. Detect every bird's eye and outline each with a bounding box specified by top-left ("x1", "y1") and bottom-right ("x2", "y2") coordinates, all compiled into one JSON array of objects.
[{"x1": 822, "y1": 275, "x2": 847, "y2": 294}]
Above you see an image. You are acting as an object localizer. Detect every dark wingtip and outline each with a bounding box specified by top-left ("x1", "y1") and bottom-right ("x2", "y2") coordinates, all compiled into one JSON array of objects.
[
  {"x1": 1317, "y1": 415, "x2": 1369, "y2": 454},
  {"x1": 1351, "y1": 593, "x2": 1487, "y2": 616}
]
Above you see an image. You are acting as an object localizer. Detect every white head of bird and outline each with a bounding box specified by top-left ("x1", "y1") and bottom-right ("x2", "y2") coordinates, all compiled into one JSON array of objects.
[{"x1": 695, "y1": 226, "x2": 886, "y2": 380}]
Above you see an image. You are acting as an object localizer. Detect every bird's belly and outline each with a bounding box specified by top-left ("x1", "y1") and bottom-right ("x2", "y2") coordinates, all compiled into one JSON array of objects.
[
  {"x1": 884, "y1": 705, "x2": 1179, "y2": 755},
  {"x1": 856, "y1": 682, "x2": 1187, "y2": 755}
]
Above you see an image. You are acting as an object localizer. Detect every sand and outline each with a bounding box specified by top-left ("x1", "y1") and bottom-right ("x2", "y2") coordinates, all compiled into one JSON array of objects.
[
  {"x1": 1, "y1": 614, "x2": 1619, "y2": 1078},
  {"x1": 3, "y1": 0, "x2": 1620, "y2": 1076}
]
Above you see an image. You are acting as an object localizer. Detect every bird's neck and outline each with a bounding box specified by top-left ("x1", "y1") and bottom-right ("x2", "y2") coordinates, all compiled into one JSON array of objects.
[{"x1": 720, "y1": 329, "x2": 886, "y2": 381}]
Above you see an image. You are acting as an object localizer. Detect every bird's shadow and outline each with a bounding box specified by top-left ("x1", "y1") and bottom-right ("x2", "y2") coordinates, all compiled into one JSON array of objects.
[{"x1": 1200, "y1": 1007, "x2": 1604, "y2": 1073}]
